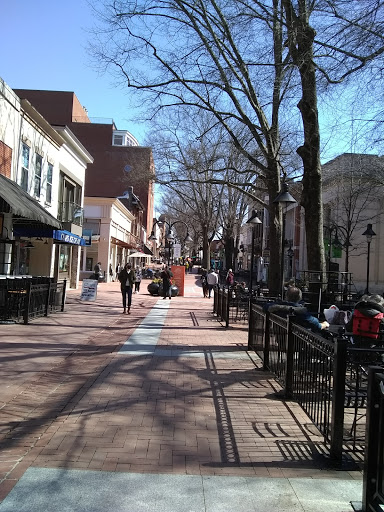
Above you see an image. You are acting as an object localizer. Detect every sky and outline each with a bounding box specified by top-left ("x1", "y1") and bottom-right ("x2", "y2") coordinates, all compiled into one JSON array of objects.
[
  {"x1": 1, "y1": 0, "x2": 380, "y2": 164},
  {"x1": 1, "y1": 0, "x2": 148, "y2": 143}
]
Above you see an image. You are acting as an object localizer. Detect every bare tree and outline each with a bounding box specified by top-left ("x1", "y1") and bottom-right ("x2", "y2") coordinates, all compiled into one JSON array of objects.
[
  {"x1": 90, "y1": 0, "x2": 295, "y2": 293},
  {"x1": 89, "y1": 0, "x2": 384, "y2": 292}
]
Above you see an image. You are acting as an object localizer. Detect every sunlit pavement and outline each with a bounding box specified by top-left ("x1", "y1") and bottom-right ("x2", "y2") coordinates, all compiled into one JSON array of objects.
[{"x1": 0, "y1": 270, "x2": 362, "y2": 511}]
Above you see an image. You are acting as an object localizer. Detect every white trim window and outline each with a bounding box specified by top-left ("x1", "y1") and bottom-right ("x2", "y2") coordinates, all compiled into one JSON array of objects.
[
  {"x1": 34, "y1": 154, "x2": 43, "y2": 198},
  {"x1": 46, "y1": 162, "x2": 53, "y2": 204},
  {"x1": 20, "y1": 143, "x2": 30, "y2": 192},
  {"x1": 113, "y1": 134, "x2": 123, "y2": 146}
]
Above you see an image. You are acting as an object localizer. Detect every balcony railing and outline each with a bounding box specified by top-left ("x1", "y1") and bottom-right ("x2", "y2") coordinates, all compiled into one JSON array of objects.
[{"x1": 58, "y1": 202, "x2": 84, "y2": 226}]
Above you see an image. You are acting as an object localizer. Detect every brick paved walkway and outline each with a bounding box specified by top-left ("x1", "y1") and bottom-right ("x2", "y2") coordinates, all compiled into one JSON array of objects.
[{"x1": 0, "y1": 271, "x2": 362, "y2": 511}]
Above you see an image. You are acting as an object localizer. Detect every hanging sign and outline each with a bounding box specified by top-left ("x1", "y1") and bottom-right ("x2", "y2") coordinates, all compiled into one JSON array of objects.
[{"x1": 173, "y1": 243, "x2": 181, "y2": 259}]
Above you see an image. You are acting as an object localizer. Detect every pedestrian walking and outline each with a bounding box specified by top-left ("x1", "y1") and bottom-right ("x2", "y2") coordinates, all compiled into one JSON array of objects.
[
  {"x1": 161, "y1": 265, "x2": 174, "y2": 300},
  {"x1": 94, "y1": 262, "x2": 102, "y2": 281},
  {"x1": 206, "y1": 269, "x2": 218, "y2": 298},
  {"x1": 118, "y1": 263, "x2": 135, "y2": 314},
  {"x1": 109, "y1": 263, "x2": 114, "y2": 282},
  {"x1": 201, "y1": 269, "x2": 208, "y2": 298},
  {"x1": 134, "y1": 266, "x2": 142, "y2": 293}
]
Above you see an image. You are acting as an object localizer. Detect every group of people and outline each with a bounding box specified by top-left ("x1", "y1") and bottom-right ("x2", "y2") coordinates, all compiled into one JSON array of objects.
[
  {"x1": 117, "y1": 263, "x2": 174, "y2": 313},
  {"x1": 97, "y1": 261, "x2": 384, "y2": 340},
  {"x1": 266, "y1": 286, "x2": 384, "y2": 340}
]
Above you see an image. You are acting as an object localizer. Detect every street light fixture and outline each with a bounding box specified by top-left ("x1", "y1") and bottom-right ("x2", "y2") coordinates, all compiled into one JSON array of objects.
[
  {"x1": 362, "y1": 223, "x2": 376, "y2": 294},
  {"x1": 273, "y1": 183, "x2": 297, "y2": 298},
  {"x1": 150, "y1": 216, "x2": 192, "y2": 266},
  {"x1": 287, "y1": 244, "x2": 294, "y2": 278},
  {"x1": 246, "y1": 210, "x2": 262, "y2": 295}
]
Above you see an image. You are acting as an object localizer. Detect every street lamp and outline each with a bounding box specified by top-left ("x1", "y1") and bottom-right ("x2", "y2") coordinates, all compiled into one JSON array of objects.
[
  {"x1": 149, "y1": 217, "x2": 192, "y2": 266},
  {"x1": 287, "y1": 244, "x2": 294, "y2": 278},
  {"x1": 362, "y1": 223, "x2": 376, "y2": 294},
  {"x1": 246, "y1": 210, "x2": 262, "y2": 295},
  {"x1": 273, "y1": 182, "x2": 297, "y2": 298}
]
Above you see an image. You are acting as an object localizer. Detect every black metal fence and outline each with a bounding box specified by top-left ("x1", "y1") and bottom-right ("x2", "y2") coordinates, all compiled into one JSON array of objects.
[
  {"x1": 248, "y1": 305, "x2": 384, "y2": 462},
  {"x1": 213, "y1": 285, "x2": 250, "y2": 327},
  {"x1": 0, "y1": 277, "x2": 66, "y2": 324},
  {"x1": 363, "y1": 367, "x2": 384, "y2": 511}
]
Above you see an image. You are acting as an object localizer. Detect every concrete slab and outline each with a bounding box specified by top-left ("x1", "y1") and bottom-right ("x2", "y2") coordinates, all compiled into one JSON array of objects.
[
  {"x1": 0, "y1": 468, "x2": 361, "y2": 512},
  {"x1": 288, "y1": 477, "x2": 362, "y2": 512},
  {"x1": 119, "y1": 299, "x2": 170, "y2": 353}
]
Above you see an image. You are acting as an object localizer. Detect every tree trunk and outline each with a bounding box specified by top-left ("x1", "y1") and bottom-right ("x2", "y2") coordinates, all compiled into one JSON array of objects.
[
  {"x1": 284, "y1": 1, "x2": 325, "y2": 276},
  {"x1": 296, "y1": 25, "x2": 325, "y2": 275},
  {"x1": 224, "y1": 235, "x2": 234, "y2": 271},
  {"x1": 265, "y1": 160, "x2": 282, "y2": 296},
  {"x1": 202, "y1": 226, "x2": 210, "y2": 270}
]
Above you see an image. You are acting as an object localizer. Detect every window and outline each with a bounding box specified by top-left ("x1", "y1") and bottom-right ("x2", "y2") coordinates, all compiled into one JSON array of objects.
[
  {"x1": 20, "y1": 143, "x2": 30, "y2": 191},
  {"x1": 46, "y1": 163, "x2": 53, "y2": 204},
  {"x1": 34, "y1": 154, "x2": 43, "y2": 197},
  {"x1": 113, "y1": 134, "x2": 123, "y2": 146}
]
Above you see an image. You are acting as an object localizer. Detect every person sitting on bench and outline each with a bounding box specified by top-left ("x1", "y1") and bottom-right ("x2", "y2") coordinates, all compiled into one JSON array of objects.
[
  {"x1": 265, "y1": 286, "x2": 329, "y2": 332},
  {"x1": 346, "y1": 294, "x2": 384, "y2": 345}
]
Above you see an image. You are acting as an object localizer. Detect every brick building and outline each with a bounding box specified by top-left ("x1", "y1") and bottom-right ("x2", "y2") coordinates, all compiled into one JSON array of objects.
[{"x1": 14, "y1": 89, "x2": 155, "y2": 280}]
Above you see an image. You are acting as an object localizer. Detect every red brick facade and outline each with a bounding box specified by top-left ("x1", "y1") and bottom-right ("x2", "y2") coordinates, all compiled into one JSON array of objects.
[{"x1": 13, "y1": 89, "x2": 154, "y2": 236}]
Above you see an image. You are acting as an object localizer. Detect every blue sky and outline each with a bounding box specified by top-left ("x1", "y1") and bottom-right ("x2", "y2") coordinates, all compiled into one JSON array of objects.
[
  {"x1": 1, "y1": 1, "x2": 379, "y2": 162},
  {"x1": 1, "y1": 0, "x2": 148, "y2": 143}
]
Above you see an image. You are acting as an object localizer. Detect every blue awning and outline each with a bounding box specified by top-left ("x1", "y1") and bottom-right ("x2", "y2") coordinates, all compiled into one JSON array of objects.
[{"x1": 53, "y1": 230, "x2": 86, "y2": 246}]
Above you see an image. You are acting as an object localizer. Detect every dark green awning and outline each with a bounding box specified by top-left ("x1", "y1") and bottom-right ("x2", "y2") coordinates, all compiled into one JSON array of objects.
[{"x1": 0, "y1": 174, "x2": 61, "y2": 228}]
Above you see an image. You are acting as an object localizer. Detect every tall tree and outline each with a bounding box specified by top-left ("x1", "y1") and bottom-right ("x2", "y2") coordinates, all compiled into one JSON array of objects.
[
  {"x1": 90, "y1": 0, "x2": 384, "y2": 290},
  {"x1": 90, "y1": 0, "x2": 293, "y2": 293}
]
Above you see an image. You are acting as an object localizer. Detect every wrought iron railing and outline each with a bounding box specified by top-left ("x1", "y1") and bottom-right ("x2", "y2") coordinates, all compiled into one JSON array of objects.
[
  {"x1": 363, "y1": 367, "x2": 384, "y2": 511},
  {"x1": 247, "y1": 307, "x2": 384, "y2": 462},
  {"x1": 213, "y1": 285, "x2": 251, "y2": 327},
  {"x1": 0, "y1": 277, "x2": 66, "y2": 324}
]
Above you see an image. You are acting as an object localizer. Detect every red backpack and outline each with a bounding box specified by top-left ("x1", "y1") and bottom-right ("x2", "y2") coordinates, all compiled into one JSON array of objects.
[{"x1": 352, "y1": 310, "x2": 384, "y2": 339}]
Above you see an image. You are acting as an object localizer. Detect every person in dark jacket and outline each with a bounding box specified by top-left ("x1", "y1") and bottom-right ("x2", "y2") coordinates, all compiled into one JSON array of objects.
[
  {"x1": 161, "y1": 266, "x2": 173, "y2": 299},
  {"x1": 94, "y1": 262, "x2": 102, "y2": 281},
  {"x1": 265, "y1": 287, "x2": 329, "y2": 332},
  {"x1": 118, "y1": 263, "x2": 135, "y2": 313},
  {"x1": 346, "y1": 294, "x2": 384, "y2": 343}
]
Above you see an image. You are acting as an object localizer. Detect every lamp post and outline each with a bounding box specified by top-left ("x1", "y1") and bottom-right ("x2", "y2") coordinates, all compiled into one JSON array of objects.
[
  {"x1": 362, "y1": 223, "x2": 376, "y2": 294},
  {"x1": 273, "y1": 183, "x2": 297, "y2": 298},
  {"x1": 149, "y1": 217, "x2": 192, "y2": 266},
  {"x1": 287, "y1": 244, "x2": 294, "y2": 278},
  {"x1": 246, "y1": 210, "x2": 262, "y2": 295}
]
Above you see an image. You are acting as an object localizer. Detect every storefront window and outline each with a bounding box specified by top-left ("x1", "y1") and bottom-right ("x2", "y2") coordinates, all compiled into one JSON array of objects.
[
  {"x1": 59, "y1": 245, "x2": 70, "y2": 273},
  {"x1": 86, "y1": 257, "x2": 93, "y2": 271},
  {"x1": 18, "y1": 246, "x2": 30, "y2": 275}
]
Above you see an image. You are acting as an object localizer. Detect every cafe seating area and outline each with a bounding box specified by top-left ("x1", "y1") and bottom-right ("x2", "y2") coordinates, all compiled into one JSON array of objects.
[{"x1": 0, "y1": 276, "x2": 67, "y2": 324}]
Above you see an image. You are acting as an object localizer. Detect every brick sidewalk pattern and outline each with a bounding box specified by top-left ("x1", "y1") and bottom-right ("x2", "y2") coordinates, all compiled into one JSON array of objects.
[{"x1": 0, "y1": 271, "x2": 362, "y2": 510}]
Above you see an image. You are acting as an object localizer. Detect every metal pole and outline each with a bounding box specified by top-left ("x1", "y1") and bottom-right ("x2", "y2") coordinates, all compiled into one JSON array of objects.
[
  {"x1": 167, "y1": 238, "x2": 170, "y2": 266},
  {"x1": 249, "y1": 226, "x2": 255, "y2": 295},
  {"x1": 281, "y1": 212, "x2": 286, "y2": 299},
  {"x1": 365, "y1": 240, "x2": 371, "y2": 294}
]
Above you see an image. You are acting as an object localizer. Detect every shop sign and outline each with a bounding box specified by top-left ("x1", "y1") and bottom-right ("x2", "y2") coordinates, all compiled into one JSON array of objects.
[
  {"x1": 53, "y1": 230, "x2": 86, "y2": 246},
  {"x1": 80, "y1": 279, "x2": 98, "y2": 301}
]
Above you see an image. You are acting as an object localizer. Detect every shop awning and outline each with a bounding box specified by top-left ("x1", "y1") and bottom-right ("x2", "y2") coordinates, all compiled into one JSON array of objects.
[
  {"x1": 143, "y1": 244, "x2": 153, "y2": 255},
  {"x1": 12, "y1": 226, "x2": 86, "y2": 246},
  {"x1": 0, "y1": 174, "x2": 61, "y2": 228},
  {"x1": 128, "y1": 251, "x2": 151, "y2": 259}
]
